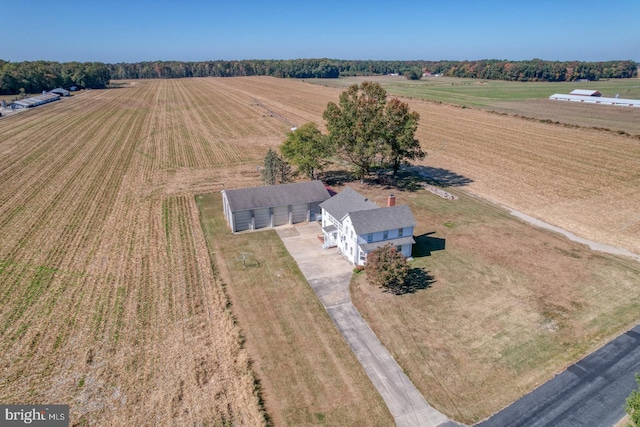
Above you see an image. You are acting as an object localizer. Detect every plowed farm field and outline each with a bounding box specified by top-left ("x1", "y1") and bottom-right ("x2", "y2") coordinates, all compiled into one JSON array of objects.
[
  {"x1": 1, "y1": 76, "x2": 639, "y2": 425},
  {"x1": 0, "y1": 78, "x2": 392, "y2": 426}
]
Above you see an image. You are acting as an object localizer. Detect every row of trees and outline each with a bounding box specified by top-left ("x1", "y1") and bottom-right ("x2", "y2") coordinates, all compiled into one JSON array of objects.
[
  {"x1": 107, "y1": 59, "x2": 637, "y2": 82},
  {"x1": 107, "y1": 59, "x2": 339, "y2": 79},
  {"x1": 272, "y1": 82, "x2": 423, "y2": 183},
  {"x1": 0, "y1": 60, "x2": 111, "y2": 95},
  {"x1": 1, "y1": 58, "x2": 636, "y2": 94},
  {"x1": 428, "y1": 59, "x2": 638, "y2": 82}
]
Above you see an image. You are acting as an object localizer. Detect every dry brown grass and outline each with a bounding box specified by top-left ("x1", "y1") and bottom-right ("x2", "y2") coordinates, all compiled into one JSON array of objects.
[
  {"x1": 2, "y1": 75, "x2": 639, "y2": 425},
  {"x1": 488, "y1": 99, "x2": 640, "y2": 136},
  {"x1": 346, "y1": 183, "x2": 640, "y2": 424},
  {"x1": 0, "y1": 79, "x2": 319, "y2": 426},
  {"x1": 197, "y1": 193, "x2": 393, "y2": 426},
  {"x1": 409, "y1": 101, "x2": 640, "y2": 256}
]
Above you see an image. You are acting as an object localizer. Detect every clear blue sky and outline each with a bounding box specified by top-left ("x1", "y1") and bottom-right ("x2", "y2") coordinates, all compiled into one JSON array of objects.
[{"x1": 3, "y1": 0, "x2": 638, "y2": 63}]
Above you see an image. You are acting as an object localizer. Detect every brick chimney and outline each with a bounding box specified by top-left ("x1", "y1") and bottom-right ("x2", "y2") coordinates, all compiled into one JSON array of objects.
[{"x1": 387, "y1": 194, "x2": 396, "y2": 207}]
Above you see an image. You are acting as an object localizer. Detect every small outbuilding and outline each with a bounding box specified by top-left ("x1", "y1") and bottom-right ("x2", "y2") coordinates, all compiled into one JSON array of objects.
[
  {"x1": 50, "y1": 88, "x2": 70, "y2": 97},
  {"x1": 222, "y1": 180, "x2": 331, "y2": 233},
  {"x1": 570, "y1": 89, "x2": 601, "y2": 97}
]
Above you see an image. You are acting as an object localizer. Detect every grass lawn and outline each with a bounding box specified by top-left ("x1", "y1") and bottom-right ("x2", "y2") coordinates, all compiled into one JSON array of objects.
[
  {"x1": 196, "y1": 192, "x2": 393, "y2": 427},
  {"x1": 347, "y1": 182, "x2": 640, "y2": 425},
  {"x1": 309, "y1": 76, "x2": 640, "y2": 108}
]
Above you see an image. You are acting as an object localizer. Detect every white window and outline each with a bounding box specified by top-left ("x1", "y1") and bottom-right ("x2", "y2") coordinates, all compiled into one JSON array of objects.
[
  {"x1": 398, "y1": 228, "x2": 403, "y2": 237},
  {"x1": 383, "y1": 230, "x2": 388, "y2": 240},
  {"x1": 367, "y1": 233, "x2": 373, "y2": 243}
]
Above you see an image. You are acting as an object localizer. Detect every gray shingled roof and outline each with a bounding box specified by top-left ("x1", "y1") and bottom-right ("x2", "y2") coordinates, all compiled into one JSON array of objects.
[
  {"x1": 319, "y1": 187, "x2": 378, "y2": 221},
  {"x1": 360, "y1": 236, "x2": 416, "y2": 252},
  {"x1": 223, "y1": 180, "x2": 330, "y2": 212},
  {"x1": 349, "y1": 205, "x2": 416, "y2": 235}
]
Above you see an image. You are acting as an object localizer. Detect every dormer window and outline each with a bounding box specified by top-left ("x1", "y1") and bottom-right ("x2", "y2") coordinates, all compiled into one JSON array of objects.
[
  {"x1": 398, "y1": 228, "x2": 403, "y2": 237},
  {"x1": 367, "y1": 233, "x2": 373, "y2": 243},
  {"x1": 383, "y1": 230, "x2": 388, "y2": 240}
]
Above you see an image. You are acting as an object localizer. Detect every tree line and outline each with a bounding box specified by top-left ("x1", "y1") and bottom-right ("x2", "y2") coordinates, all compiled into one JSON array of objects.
[
  {"x1": 106, "y1": 58, "x2": 638, "y2": 81},
  {"x1": 1, "y1": 58, "x2": 636, "y2": 95},
  {"x1": 0, "y1": 60, "x2": 111, "y2": 95}
]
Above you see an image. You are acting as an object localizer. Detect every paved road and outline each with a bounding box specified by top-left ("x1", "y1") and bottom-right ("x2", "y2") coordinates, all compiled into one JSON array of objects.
[
  {"x1": 277, "y1": 223, "x2": 456, "y2": 427},
  {"x1": 477, "y1": 324, "x2": 640, "y2": 427}
]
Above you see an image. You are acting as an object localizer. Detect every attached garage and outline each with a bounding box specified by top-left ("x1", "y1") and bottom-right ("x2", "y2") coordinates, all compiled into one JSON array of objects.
[
  {"x1": 232, "y1": 210, "x2": 252, "y2": 232},
  {"x1": 291, "y1": 203, "x2": 308, "y2": 223},
  {"x1": 253, "y1": 208, "x2": 271, "y2": 229},
  {"x1": 273, "y1": 205, "x2": 289, "y2": 226},
  {"x1": 221, "y1": 180, "x2": 331, "y2": 233}
]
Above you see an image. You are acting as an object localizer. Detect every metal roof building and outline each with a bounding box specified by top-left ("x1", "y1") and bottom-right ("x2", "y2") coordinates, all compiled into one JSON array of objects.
[
  {"x1": 9, "y1": 93, "x2": 60, "y2": 110},
  {"x1": 50, "y1": 88, "x2": 70, "y2": 97},
  {"x1": 221, "y1": 180, "x2": 331, "y2": 232},
  {"x1": 549, "y1": 94, "x2": 640, "y2": 107},
  {"x1": 570, "y1": 89, "x2": 601, "y2": 96}
]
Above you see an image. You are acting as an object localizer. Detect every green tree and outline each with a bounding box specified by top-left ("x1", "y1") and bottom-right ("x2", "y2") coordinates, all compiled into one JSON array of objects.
[
  {"x1": 383, "y1": 98, "x2": 424, "y2": 175},
  {"x1": 626, "y1": 374, "x2": 640, "y2": 426},
  {"x1": 323, "y1": 82, "x2": 388, "y2": 180},
  {"x1": 404, "y1": 69, "x2": 421, "y2": 80},
  {"x1": 261, "y1": 148, "x2": 291, "y2": 185},
  {"x1": 365, "y1": 244, "x2": 409, "y2": 294},
  {"x1": 280, "y1": 123, "x2": 332, "y2": 180}
]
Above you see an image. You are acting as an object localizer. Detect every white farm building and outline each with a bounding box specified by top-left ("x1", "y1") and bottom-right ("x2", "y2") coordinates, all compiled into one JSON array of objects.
[
  {"x1": 9, "y1": 93, "x2": 60, "y2": 110},
  {"x1": 549, "y1": 93, "x2": 640, "y2": 107},
  {"x1": 221, "y1": 180, "x2": 331, "y2": 233}
]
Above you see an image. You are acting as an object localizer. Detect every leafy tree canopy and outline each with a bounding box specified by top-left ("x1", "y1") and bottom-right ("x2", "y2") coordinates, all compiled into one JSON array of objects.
[
  {"x1": 261, "y1": 148, "x2": 291, "y2": 185},
  {"x1": 280, "y1": 123, "x2": 333, "y2": 180},
  {"x1": 323, "y1": 81, "x2": 423, "y2": 180},
  {"x1": 323, "y1": 81, "x2": 388, "y2": 180},
  {"x1": 626, "y1": 374, "x2": 640, "y2": 426},
  {"x1": 366, "y1": 244, "x2": 409, "y2": 294}
]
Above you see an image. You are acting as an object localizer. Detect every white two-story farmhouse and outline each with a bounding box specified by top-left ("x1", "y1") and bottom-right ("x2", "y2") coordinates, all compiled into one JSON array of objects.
[{"x1": 319, "y1": 187, "x2": 416, "y2": 266}]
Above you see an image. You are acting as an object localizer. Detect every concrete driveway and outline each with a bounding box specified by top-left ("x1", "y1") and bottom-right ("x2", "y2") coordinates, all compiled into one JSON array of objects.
[{"x1": 277, "y1": 222, "x2": 456, "y2": 427}]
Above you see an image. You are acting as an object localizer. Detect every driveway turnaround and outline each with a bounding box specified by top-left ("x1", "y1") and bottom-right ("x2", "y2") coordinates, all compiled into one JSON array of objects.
[
  {"x1": 476, "y1": 323, "x2": 640, "y2": 427},
  {"x1": 277, "y1": 223, "x2": 457, "y2": 427}
]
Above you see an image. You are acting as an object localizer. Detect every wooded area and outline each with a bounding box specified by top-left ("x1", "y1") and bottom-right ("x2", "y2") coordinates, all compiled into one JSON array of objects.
[
  {"x1": 0, "y1": 60, "x2": 110, "y2": 95},
  {"x1": 1, "y1": 58, "x2": 636, "y2": 95}
]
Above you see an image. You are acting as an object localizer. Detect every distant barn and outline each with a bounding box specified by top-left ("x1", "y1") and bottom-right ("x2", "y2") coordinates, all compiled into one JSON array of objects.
[
  {"x1": 569, "y1": 89, "x2": 601, "y2": 97},
  {"x1": 221, "y1": 180, "x2": 331, "y2": 233},
  {"x1": 9, "y1": 93, "x2": 60, "y2": 110},
  {"x1": 549, "y1": 93, "x2": 640, "y2": 107},
  {"x1": 50, "y1": 88, "x2": 70, "y2": 97}
]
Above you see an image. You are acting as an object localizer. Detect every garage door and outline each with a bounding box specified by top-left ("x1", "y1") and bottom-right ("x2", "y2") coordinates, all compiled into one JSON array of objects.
[
  {"x1": 233, "y1": 210, "x2": 252, "y2": 232},
  {"x1": 273, "y1": 205, "x2": 289, "y2": 226},
  {"x1": 291, "y1": 203, "x2": 308, "y2": 224},
  {"x1": 253, "y1": 208, "x2": 271, "y2": 229},
  {"x1": 309, "y1": 202, "x2": 321, "y2": 221}
]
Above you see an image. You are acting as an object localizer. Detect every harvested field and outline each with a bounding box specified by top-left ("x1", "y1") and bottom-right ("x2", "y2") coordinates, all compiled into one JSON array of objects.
[
  {"x1": 488, "y1": 99, "x2": 640, "y2": 136},
  {"x1": 0, "y1": 78, "x2": 389, "y2": 426},
  {"x1": 2, "y1": 75, "x2": 640, "y2": 425},
  {"x1": 411, "y1": 101, "x2": 640, "y2": 256}
]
